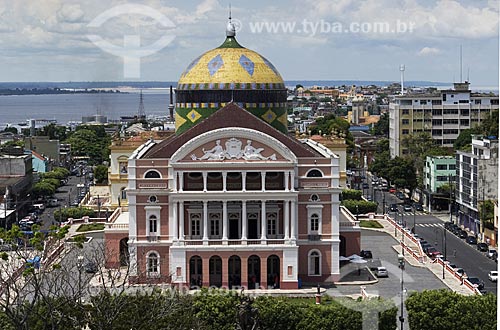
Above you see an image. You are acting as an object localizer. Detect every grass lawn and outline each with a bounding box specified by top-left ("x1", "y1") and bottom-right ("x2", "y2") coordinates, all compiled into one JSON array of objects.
[
  {"x1": 76, "y1": 223, "x2": 105, "y2": 232},
  {"x1": 359, "y1": 220, "x2": 383, "y2": 229}
]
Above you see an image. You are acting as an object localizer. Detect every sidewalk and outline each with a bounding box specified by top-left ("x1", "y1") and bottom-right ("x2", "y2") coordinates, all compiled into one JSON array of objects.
[{"x1": 374, "y1": 217, "x2": 475, "y2": 296}]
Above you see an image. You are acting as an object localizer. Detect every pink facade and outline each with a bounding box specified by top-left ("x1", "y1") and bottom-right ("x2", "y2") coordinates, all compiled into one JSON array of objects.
[{"x1": 105, "y1": 104, "x2": 360, "y2": 288}]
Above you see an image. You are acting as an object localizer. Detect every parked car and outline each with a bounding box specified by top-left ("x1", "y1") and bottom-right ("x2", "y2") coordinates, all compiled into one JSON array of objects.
[
  {"x1": 447, "y1": 263, "x2": 457, "y2": 269},
  {"x1": 488, "y1": 271, "x2": 498, "y2": 282},
  {"x1": 403, "y1": 204, "x2": 412, "y2": 212},
  {"x1": 84, "y1": 261, "x2": 98, "y2": 273},
  {"x1": 487, "y1": 248, "x2": 497, "y2": 259},
  {"x1": 389, "y1": 187, "x2": 396, "y2": 194},
  {"x1": 413, "y1": 203, "x2": 424, "y2": 211},
  {"x1": 360, "y1": 250, "x2": 373, "y2": 259},
  {"x1": 346, "y1": 170, "x2": 353, "y2": 176},
  {"x1": 389, "y1": 204, "x2": 398, "y2": 212},
  {"x1": 426, "y1": 247, "x2": 441, "y2": 258},
  {"x1": 458, "y1": 230, "x2": 468, "y2": 239},
  {"x1": 362, "y1": 183, "x2": 369, "y2": 189},
  {"x1": 477, "y1": 243, "x2": 488, "y2": 252},
  {"x1": 396, "y1": 192, "x2": 405, "y2": 200},
  {"x1": 48, "y1": 198, "x2": 59, "y2": 207},
  {"x1": 466, "y1": 236, "x2": 477, "y2": 245},
  {"x1": 467, "y1": 277, "x2": 484, "y2": 290},
  {"x1": 375, "y1": 266, "x2": 388, "y2": 278}
]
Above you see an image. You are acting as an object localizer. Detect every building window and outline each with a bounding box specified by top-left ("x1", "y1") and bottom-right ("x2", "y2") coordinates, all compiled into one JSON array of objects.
[
  {"x1": 119, "y1": 162, "x2": 128, "y2": 174},
  {"x1": 267, "y1": 213, "x2": 277, "y2": 237},
  {"x1": 120, "y1": 187, "x2": 127, "y2": 200},
  {"x1": 148, "y1": 195, "x2": 157, "y2": 203},
  {"x1": 310, "y1": 214, "x2": 319, "y2": 232},
  {"x1": 209, "y1": 213, "x2": 221, "y2": 237},
  {"x1": 436, "y1": 165, "x2": 447, "y2": 170},
  {"x1": 310, "y1": 194, "x2": 319, "y2": 202},
  {"x1": 402, "y1": 119, "x2": 409, "y2": 125},
  {"x1": 402, "y1": 109, "x2": 409, "y2": 115},
  {"x1": 308, "y1": 250, "x2": 321, "y2": 276},
  {"x1": 147, "y1": 252, "x2": 159, "y2": 275},
  {"x1": 307, "y1": 169, "x2": 323, "y2": 177},
  {"x1": 144, "y1": 170, "x2": 161, "y2": 179},
  {"x1": 402, "y1": 129, "x2": 409, "y2": 135},
  {"x1": 191, "y1": 214, "x2": 201, "y2": 237},
  {"x1": 148, "y1": 215, "x2": 158, "y2": 234}
]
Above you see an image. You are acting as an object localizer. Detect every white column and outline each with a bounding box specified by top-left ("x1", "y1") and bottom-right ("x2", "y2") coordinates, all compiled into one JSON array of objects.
[
  {"x1": 241, "y1": 200, "x2": 247, "y2": 241},
  {"x1": 290, "y1": 171, "x2": 295, "y2": 191},
  {"x1": 173, "y1": 170, "x2": 177, "y2": 191},
  {"x1": 203, "y1": 201, "x2": 208, "y2": 243},
  {"x1": 261, "y1": 172, "x2": 266, "y2": 191},
  {"x1": 284, "y1": 200, "x2": 290, "y2": 240},
  {"x1": 222, "y1": 172, "x2": 227, "y2": 192},
  {"x1": 284, "y1": 171, "x2": 289, "y2": 191},
  {"x1": 179, "y1": 201, "x2": 185, "y2": 241},
  {"x1": 179, "y1": 172, "x2": 184, "y2": 192},
  {"x1": 203, "y1": 172, "x2": 208, "y2": 192},
  {"x1": 242, "y1": 172, "x2": 247, "y2": 191},
  {"x1": 222, "y1": 201, "x2": 228, "y2": 242},
  {"x1": 290, "y1": 200, "x2": 296, "y2": 241},
  {"x1": 172, "y1": 201, "x2": 178, "y2": 242},
  {"x1": 260, "y1": 200, "x2": 267, "y2": 241}
]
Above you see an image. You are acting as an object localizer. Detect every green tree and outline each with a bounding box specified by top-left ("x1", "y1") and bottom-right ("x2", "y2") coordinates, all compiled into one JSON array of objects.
[
  {"x1": 38, "y1": 123, "x2": 67, "y2": 140},
  {"x1": 2, "y1": 126, "x2": 18, "y2": 134},
  {"x1": 372, "y1": 112, "x2": 389, "y2": 136},
  {"x1": 406, "y1": 289, "x2": 496, "y2": 330},
  {"x1": 94, "y1": 165, "x2": 109, "y2": 184},
  {"x1": 342, "y1": 189, "x2": 363, "y2": 201},
  {"x1": 32, "y1": 181, "x2": 56, "y2": 198},
  {"x1": 342, "y1": 200, "x2": 378, "y2": 214},
  {"x1": 65, "y1": 128, "x2": 111, "y2": 165}
]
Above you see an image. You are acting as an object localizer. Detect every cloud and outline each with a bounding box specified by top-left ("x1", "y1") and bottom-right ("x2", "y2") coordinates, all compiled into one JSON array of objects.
[
  {"x1": 57, "y1": 4, "x2": 85, "y2": 23},
  {"x1": 418, "y1": 47, "x2": 440, "y2": 56}
]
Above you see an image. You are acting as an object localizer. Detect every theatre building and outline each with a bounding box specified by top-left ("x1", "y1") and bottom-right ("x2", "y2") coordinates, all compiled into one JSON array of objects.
[{"x1": 105, "y1": 19, "x2": 360, "y2": 289}]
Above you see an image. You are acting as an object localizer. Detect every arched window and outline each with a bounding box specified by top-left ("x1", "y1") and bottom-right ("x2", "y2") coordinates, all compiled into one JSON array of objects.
[
  {"x1": 148, "y1": 195, "x2": 157, "y2": 203},
  {"x1": 149, "y1": 215, "x2": 158, "y2": 234},
  {"x1": 307, "y1": 169, "x2": 323, "y2": 177},
  {"x1": 147, "y1": 252, "x2": 159, "y2": 275},
  {"x1": 144, "y1": 170, "x2": 161, "y2": 179},
  {"x1": 310, "y1": 214, "x2": 319, "y2": 232},
  {"x1": 308, "y1": 250, "x2": 321, "y2": 276}
]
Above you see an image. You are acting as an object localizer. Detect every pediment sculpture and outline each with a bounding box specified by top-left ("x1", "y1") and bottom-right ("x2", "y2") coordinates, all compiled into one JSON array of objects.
[{"x1": 191, "y1": 138, "x2": 276, "y2": 161}]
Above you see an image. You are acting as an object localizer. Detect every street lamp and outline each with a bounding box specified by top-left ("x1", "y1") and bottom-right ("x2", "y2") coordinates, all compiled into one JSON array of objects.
[
  {"x1": 398, "y1": 254, "x2": 405, "y2": 330},
  {"x1": 76, "y1": 255, "x2": 84, "y2": 303},
  {"x1": 356, "y1": 204, "x2": 359, "y2": 223},
  {"x1": 413, "y1": 206, "x2": 416, "y2": 235},
  {"x1": 383, "y1": 193, "x2": 386, "y2": 214},
  {"x1": 442, "y1": 227, "x2": 447, "y2": 280}
]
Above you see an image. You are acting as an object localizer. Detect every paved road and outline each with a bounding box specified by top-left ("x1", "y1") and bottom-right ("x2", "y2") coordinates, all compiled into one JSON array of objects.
[
  {"x1": 414, "y1": 218, "x2": 498, "y2": 294},
  {"x1": 327, "y1": 229, "x2": 447, "y2": 330},
  {"x1": 39, "y1": 174, "x2": 85, "y2": 230}
]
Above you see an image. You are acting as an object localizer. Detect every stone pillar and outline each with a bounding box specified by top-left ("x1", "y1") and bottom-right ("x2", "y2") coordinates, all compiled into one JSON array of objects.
[
  {"x1": 284, "y1": 171, "x2": 289, "y2": 191},
  {"x1": 203, "y1": 201, "x2": 208, "y2": 244},
  {"x1": 221, "y1": 257, "x2": 229, "y2": 288},
  {"x1": 242, "y1": 172, "x2": 247, "y2": 191},
  {"x1": 290, "y1": 171, "x2": 295, "y2": 191},
  {"x1": 203, "y1": 172, "x2": 208, "y2": 192},
  {"x1": 222, "y1": 172, "x2": 227, "y2": 192},
  {"x1": 284, "y1": 200, "x2": 290, "y2": 240},
  {"x1": 179, "y1": 172, "x2": 184, "y2": 192},
  {"x1": 261, "y1": 172, "x2": 266, "y2": 191},
  {"x1": 261, "y1": 200, "x2": 267, "y2": 241},
  {"x1": 241, "y1": 200, "x2": 247, "y2": 242},
  {"x1": 202, "y1": 256, "x2": 210, "y2": 287},
  {"x1": 260, "y1": 256, "x2": 268, "y2": 289},
  {"x1": 179, "y1": 201, "x2": 185, "y2": 241},
  {"x1": 172, "y1": 201, "x2": 178, "y2": 241},
  {"x1": 222, "y1": 201, "x2": 228, "y2": 243},
  {"x1": 241, "y1": 256, "x2": 248, "y2": 289},
  {"x1": 291, "y1": 200, "x2": 297, "y2": 241}
]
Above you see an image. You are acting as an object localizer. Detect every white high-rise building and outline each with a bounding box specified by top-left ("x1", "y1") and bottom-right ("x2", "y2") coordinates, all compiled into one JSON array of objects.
[{"x1": 389, "y1": 82, "x2": 498, "y2": 158}]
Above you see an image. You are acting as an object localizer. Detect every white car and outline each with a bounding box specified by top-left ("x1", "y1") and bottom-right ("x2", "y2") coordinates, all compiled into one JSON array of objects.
[
  {"x1": 376, "y1": 266, "x2": 388, "y2": 277},
  {"x1": 488, "y1": 271, "x2": 498, "y2": 282},
  {"x1": 487, "y1": 248, "x2": 497, "y2": 259}
]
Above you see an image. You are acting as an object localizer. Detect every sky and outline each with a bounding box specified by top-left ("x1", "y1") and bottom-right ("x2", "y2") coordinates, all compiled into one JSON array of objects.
[{"x1": 0, "y1": 0, "x2": 498, "y2": 87}]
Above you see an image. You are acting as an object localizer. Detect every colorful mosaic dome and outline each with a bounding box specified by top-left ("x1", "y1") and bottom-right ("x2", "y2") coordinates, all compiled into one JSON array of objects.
[{"x1": 175, "y1": 19, "x2": 288, "y2": 135}]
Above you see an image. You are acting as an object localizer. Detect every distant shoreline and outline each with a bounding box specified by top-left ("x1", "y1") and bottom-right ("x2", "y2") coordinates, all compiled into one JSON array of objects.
[{"x1": 0, "y1": 88, "x2": 123, "y2": 96}]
